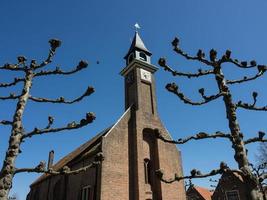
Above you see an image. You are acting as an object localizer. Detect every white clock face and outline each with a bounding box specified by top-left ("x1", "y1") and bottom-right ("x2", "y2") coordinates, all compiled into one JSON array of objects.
[{"x1": 140, "y1": 69, "x2": 151, "y2": 82}]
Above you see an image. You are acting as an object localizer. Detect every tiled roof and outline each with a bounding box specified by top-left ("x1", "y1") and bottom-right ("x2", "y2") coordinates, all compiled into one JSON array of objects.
[
  {"x1": 194, "y1": 186, "x2": 213, "y2": 200},
  {"x1": 30, "y1": 127, "x2": 111, "y2": 186}
]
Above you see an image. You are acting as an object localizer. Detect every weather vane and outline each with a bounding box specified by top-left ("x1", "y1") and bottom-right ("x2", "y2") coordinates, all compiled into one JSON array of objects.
[{"x1": 134, "y1": 23, "x2": 141, "y2": 32}]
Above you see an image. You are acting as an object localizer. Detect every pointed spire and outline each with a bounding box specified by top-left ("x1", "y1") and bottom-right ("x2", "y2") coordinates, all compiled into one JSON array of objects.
[{"x1": 124, "y1": 31, "x2": 152, "y2": 59}]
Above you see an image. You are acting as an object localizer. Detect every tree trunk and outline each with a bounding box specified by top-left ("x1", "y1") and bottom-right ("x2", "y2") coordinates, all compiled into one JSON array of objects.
[
  {"x1": 0, "y1": 71, "x2": 33, "y2": 200},
  {"x1": 214, "y1": 66, "x2": 261, "y2": 200}
]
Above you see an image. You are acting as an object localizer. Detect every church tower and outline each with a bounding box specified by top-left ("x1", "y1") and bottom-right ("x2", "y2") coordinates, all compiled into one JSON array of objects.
[
  {"x1": 121, "y1": 30, "x2": 158, "y2": 115},
  {"x1": 120, "y1": 30, "x2": 186, "y2": 200}
]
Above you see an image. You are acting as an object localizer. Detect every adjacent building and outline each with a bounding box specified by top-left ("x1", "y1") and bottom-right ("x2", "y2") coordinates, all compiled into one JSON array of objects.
[
  {"x1": 212, "y1": 171, "x2": 260, "y2": 200},
  {"x1": 186, "y1": 185, "x2": 213, "y2": 200}
]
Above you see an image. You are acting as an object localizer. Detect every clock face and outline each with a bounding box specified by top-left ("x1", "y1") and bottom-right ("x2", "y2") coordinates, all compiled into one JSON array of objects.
[{"x1": 140, "y1": 69, "x2": 151, "y2": 82}]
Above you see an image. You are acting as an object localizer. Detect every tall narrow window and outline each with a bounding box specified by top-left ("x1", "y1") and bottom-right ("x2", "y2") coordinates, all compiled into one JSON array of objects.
[
  {"x1": 81, "y1": 185, "x2": 93, "y2": 200},
  {"x1": 144, "y1": 158, "x2": 151, "y2": 185}
]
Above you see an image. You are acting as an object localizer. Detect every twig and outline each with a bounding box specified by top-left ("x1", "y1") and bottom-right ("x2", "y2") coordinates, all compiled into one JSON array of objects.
[
  {"x1": 225, "y1": 58, "x2": 259, "y2": 69},
  {"x1": 0, "y1": 64, "x2": 25, "y2": 71},
  {"x1": 245, "y1": 132, "x2": 267, "y2": 144},
  {"x1": 34, "y1": 60, "x2": 88, "y2": 77},
  {"x1": 15, "y1": 161, "x2": 100, "y2": 175},
  {"x1": 34, "y1": 39, "x2": 62, "y2": 70},
  {"x1": 22, "y1": 112, "x2": 95, "y2": 138},
  {"x1": 0, "y1": 120, "x2": 12, "y2": 126},
  {"x1": 165, "y1": 83, "x2": 223, "y2": 106},
  {"x1": 29, "y1": 86, "x2": 94, "y2": 104},
  {"x1": 156, "y1": 162, "x2": 238, "y2": 183},
  {"x1": 0, "y1": 78, "x2": 25, "y2": 88},
  {"x1": 236, "y1": 101, "x2": 267, "y2": 111},
  {"x1": 154, "y1": 129, "x2": 231, "y2": 144},
  {"x1": 158, "y1": 58, "x2": 214, "y2": 78},
  {"x1": 0, "y1": 93, "x2": 20, "y2": 100},
  {"x1": 171, "y1": 37, "x2": 213, "y2": 66},
  {"x1": 227, "y1": 71, "x2": 264, "y2": 84}
]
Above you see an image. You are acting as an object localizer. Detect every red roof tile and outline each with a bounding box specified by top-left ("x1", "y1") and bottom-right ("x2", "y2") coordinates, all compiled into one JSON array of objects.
[{"x1": 194, "y1": 186, "x2": 213, "y2": 200}]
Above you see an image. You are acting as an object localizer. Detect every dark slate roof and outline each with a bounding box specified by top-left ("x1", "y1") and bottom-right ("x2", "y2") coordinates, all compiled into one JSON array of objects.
[
  {"x1": 124, "y1": 31, "x2": 152, "y2": 59},
  {"x1": 31, "y1": 127, "x2": 111, "y2": 186}
]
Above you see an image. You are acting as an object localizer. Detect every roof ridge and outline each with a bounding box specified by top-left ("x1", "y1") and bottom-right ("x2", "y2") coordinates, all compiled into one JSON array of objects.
[{"x1": 30, "y1": 127, "x2": 111, "y2": 186}]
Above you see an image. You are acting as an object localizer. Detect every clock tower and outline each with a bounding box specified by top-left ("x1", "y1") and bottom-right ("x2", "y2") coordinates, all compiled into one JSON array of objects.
[
  {"x1": 120, "y1": 31, "x2": 186, "y2": 200},
  {"x1": 120, "y1": 31, "x2": 158, "y2": 117}
]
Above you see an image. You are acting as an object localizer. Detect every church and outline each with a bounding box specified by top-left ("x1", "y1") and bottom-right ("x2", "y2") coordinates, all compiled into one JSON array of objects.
[{"x1": 27, "y1": 31, "x2": 186, "y2": 200}]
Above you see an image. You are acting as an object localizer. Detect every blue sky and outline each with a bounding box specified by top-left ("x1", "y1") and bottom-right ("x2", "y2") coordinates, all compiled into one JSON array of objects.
[{"x1": 1, "y1": 0, "x2": 267, "y2": 199}]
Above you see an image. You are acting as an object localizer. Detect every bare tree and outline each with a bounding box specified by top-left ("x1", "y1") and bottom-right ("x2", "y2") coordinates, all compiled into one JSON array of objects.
[
  {"x1": 250, "y1": 162, "x2": 267, "y2": 200},
  {"x1": 258, "y1": 143, "x2": 267, "y2": 165},
  {"x1": 0, "y1": 39, "x2": 97, "y2": 200},
  {"x1": 155, "y1": 37, "x2": 267, "y2": 200}
]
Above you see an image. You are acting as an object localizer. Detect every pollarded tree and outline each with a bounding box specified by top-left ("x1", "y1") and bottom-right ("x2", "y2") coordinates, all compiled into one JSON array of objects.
[
  {"x1": 0, "y1": 39, "x2": 98, "y2": 200},
  {"x1": 156, "y1": 37, "x2": 267, "y2": 200}
]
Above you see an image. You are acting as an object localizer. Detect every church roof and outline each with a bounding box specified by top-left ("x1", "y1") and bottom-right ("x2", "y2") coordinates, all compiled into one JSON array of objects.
[
  {"x1": 30, "y1": 127, "x2": 111, "y2": 186},
  {"x1": 31, "y1": 106, "x2": 132, "y2": 187},
  {"x1": 124, "y1": 31, "x2": 152, "y2": 59}
]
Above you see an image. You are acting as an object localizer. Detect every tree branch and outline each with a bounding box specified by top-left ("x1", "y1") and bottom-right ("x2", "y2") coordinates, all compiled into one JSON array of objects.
[
  {"x1": 171, "y1": 37, "x2": 213, "y2": 66},
  {"x1": 245, "y1": 132, "x2": 267, "y2": 144},
  {"x1": 22, "y1": 112, "x2": 95, "y2": 139},
  {"x1": 156, "y1": 162, "x2": 236, "y2": 183},
  {"x1": 165, "y1": 83, "x2": 223, "y2": 106},
  {"x1": 223, "y1": 58, "x2": 261, "y2": 69},
  {"x1": 29, "y1": 86, "x2": 94, "y2": 104},
  {"x1": 15, "y1": 151, "x2": 104, "y2": 176},
  {"x1": 0, "y1": 63, "x2": 25, "y2": 71},
  {"x1": 154, "y1": 129, "x2": 231, "y2": 144},
  {"x1": 158, "y1": 58, "x2": 214, "y2": 78},
  {"x1": 227, "y1": 71, "x2": 265, "y2": 84},
  {"x1": 0, "y1": 93, "x2": 20, "y2": 100},
  {"x1": 0, "y1": 78, "x2": 25, "y2": 88},
  {"x1": 34, "y1": 60, "x2": 88, "y2": 77},
  {"x1": 0, "y1": 120, "x2": 12, "y2": 126},
  {"x1": 34, "y1": 39, "x2": 62, "y2": 70},
  {"x1": 14, "y1": 161, "x2": 100, "y2": 175},
  {"x1": 236, "y1": 101, "x2": 267, "y2": 111}
]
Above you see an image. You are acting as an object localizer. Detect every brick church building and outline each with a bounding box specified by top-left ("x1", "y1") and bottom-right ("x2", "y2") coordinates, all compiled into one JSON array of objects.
[{"x1": 27, "y1": 31, "x2": 186, "y2": 200}]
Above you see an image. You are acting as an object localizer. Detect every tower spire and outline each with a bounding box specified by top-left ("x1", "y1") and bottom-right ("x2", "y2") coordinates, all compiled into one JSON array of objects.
[{"x1": 124, "y1": 29, "x2": 152, "y2": 65}]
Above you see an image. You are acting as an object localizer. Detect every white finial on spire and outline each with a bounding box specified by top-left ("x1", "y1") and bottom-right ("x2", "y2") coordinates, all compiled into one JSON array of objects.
[{"x1": 134, "y1": 23, "x2": 141, "y2": 32}]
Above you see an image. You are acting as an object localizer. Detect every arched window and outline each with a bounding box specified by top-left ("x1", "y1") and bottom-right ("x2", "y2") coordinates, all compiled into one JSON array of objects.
[
  {"x1": 144, "y1": 158, "x2": 151, "y2": 185},
  {"x1": 139, "y1": 52, "x2": 147, "y2": 61},
  {"x1": 128, "y1": 53, "x2": 134, "y2": 64},
  {"x1": 81, "y1": 185, "x2": 93, "y2": 200}
]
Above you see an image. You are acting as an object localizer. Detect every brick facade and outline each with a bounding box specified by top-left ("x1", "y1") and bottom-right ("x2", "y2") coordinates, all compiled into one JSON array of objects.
[
  {"x1": 212, "y1": 171, "x2": 252, "y2": 200},
  {"x1": 27, "y1": 31, "x2": 186, "y2": 200}
]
